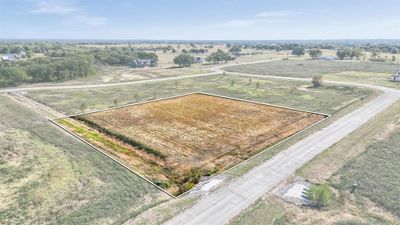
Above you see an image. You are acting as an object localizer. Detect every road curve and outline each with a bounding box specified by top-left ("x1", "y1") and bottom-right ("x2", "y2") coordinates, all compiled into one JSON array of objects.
[{"x1": 164, "y1": 76, "x2": 400, "y2": 224}]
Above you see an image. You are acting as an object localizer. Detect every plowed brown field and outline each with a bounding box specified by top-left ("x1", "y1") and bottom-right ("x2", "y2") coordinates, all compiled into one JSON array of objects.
[{"x1": 61, "y1": 93, "x2": 326, "y2": 196}]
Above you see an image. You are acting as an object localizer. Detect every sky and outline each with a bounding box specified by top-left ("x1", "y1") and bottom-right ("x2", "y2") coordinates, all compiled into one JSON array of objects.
[{"x1": 1, "y1": 0, "x2": 400, "y2": 40}]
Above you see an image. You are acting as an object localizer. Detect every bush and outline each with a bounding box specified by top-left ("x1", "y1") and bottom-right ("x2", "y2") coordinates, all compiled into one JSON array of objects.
[
  {"x1": 312, "y1": 75, "x2": 323, "y2": 88},
  {"x1": 306, "y1": 184, "x2": 333, "y2": 208}
]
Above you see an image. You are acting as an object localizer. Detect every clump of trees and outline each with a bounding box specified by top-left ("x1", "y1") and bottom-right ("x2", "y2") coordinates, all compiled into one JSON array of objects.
[
  {"x1": 229, "y1": 45, "x2": 242, "y2": 54},
  {"x1": 173, "y1": 54, "x2": 194, "y2": 67},
  {"x1": 336, "y1": 48, "x2": 363, "y2": 60},
  {"x1": 206, "y1": 50, "x2": 234, "y2": 64},
  {"x1": 189, "y1": 48, "x2": 208, "y2": 54},
  {"x1": 292, "y1": 46, "x2": 305, "y2": 56},
  {"x1": 309, "y1": 49, "x2": 322, "y2": 60},
  {"x1": 92, "y1": 47, "x2": 158, "y2": 66},
  {"x1": 306, "y1": 184, "x2": 333, "y2": 208},
  {"x1": 0, "y1": 54, "x2": 96, "y2": 87}
]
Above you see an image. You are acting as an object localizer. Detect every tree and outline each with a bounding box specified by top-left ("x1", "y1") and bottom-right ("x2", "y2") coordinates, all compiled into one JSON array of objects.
[
  {"x1": 255, "y1": 81, "x2": 260, "y2": 89},
  {"x1": 306, "y1": 184, "x2": 333, "y2": 209},
  {"x1": 206, "y1": 50, "x2": 234, "y2": 64},
  {"x1": 312, "y1": 75, "x2": 323, "y2": 88},
  {"x1": 292, "y1": 46, "x2": 305, "y2": 56},
  {"x1": 336, "y1": 48, "x2": 349, "y2": 60},
  {"x1": 229, "y1": 46, "x2": 242, "y2": 54},
  {"x1": 113, "y1": 98, "x2": 118, "y2": 106},
  {"x1": 349, "y1": 48, "x2": 363, "y2": 59},
  {"x1": 0, "y1": 67, "x2": 29, "y2": 87},
  {"x1": 392, "y1": 56, "x2": 397, "y2": 63},
  {"x1": 371, "y1": 48, "x2": 380, "y2": 59},
  {"x1": 390, "y1": 47, "x2": 399, "y2": 54},
  {"x1": 0, "y1": 46, "x2": 10, "y2": 54},
  {"x1": 181, "y1": 49, "x2": 188, "y2": 54},
  {"x1": 173, "y1": 54, "x2": 194, "y2": 67},
  {"x1": 309, "y1": 49, "x2": 322, "y2": 60}
]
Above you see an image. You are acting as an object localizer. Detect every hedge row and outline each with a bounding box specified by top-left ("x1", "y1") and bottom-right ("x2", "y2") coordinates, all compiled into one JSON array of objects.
[{"x1": 72, "y1": 116, "x2": 166, "y2": 159}]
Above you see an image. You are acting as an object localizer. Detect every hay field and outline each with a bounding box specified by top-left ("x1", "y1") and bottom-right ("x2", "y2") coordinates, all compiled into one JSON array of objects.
[{"x1": 60, "y1": 93, "x2": 326, "y2": 196}]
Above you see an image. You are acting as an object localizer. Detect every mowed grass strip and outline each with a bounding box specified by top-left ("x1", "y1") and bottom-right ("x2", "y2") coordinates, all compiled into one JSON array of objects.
[{"x1": 64, "y1": 93, "x2": 326, "y2": 196}]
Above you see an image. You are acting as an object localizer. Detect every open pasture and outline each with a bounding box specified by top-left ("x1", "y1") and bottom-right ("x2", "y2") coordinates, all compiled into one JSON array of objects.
[
  {"x1": 225, "y1": 60, "x2": 399, "y2": 78},
  {"x1": 58, "y1": 93, "x2": 326, "y2": 196}
]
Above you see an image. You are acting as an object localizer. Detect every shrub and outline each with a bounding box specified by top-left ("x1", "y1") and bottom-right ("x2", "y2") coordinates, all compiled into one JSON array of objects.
[
  {"x1": 306, "y1": 184, "x2": 333, "y2": 208},
  {"x1": 312, "y1": 75, "x2": 323, "y2": 88}
]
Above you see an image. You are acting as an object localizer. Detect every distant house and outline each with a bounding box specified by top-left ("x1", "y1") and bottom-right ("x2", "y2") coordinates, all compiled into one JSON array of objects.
[
  {"x1": 2, "y1": 54, "x2": 17, "y2": 62},
  {"x1": 193, "y1": 57, "x2": 203, "y2": 64},
  {"x1": 392, "y1": 70, "x2": 400, "y2": 82},
  {"x1": 135, "y1": 59, "x2": 153, "y2": 67},
  {"x1": 317, "y1": 56, "x2": 336, "y2": 61}
]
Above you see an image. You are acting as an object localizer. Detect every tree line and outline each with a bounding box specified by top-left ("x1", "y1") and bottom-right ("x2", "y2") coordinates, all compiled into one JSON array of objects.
[
  {"x1": 173, "y1": 49, "x2": 234, "y2": 67},
  {"x1": 91, "y1": 47, "x2": 158, "y2": 66},
  {"x1": 0, "y1": 54, "x2": 96, "y2": 87}
]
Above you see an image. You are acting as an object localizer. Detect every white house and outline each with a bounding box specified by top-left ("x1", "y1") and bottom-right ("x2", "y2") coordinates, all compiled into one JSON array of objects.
[
  {"x1": 2, "y1": 54, "x2": 17, "y2": 62},
  {"x1": 392, "y1": 70, "x2": 400, "y2": 82},
  {"x1": 136, "y1": 59, "x2": 154, "y2": 67}
]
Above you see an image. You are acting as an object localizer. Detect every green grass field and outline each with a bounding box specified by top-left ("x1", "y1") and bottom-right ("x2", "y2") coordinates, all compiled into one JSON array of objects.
[
  {"x1": 225, "y1": 60, "x2": 399, "y2": 79},
  {"x1": 335, "y1": 129, "x2": 400, "y2": 218},
  {"x1": 0, "y1": 95, "x2": 169, "y2": 225},
  {"x1": 26, "y1": 74, "x2": 372, "y2": 115}
]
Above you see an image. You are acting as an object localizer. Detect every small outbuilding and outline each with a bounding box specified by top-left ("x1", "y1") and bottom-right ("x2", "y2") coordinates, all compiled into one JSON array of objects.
[
  {"x1": 392, "y1": 70, "x2": 400, "y2": 82},
  {"x1": 317, "y1": 56, "x2": 336, "y2": 61}
]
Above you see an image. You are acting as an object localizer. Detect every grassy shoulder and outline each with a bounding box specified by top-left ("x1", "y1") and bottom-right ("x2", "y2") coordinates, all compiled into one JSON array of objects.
[
  {"x1": 0, "y1": 95, "x2": 169, "y2": 225},
  {"x1": 26, "y1": 74, "x2": 372, "y2": 116},
  {"x1": 230, "y1": 98, "x2": 400, "y2": 225}
]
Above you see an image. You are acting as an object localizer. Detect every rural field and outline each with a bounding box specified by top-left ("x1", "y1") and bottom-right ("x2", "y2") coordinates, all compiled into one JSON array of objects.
[
  {"x1": 225, "y1": 59, "x2": 399, "y2": 78},
  {"x1": 0, "y1": 95, "x2": 169, "y2": 224},
  {"x1": 26, "y1": 74, "x2": 372, "y2": 115},
  {"x1": 57, "y1": 93, "x2": 326, "y2": 195}
]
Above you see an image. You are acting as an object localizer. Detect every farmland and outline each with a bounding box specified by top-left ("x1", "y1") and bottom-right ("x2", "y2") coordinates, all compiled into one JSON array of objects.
[{"x1": 57, "y1": 93, "x2": 326, "y2": 196}]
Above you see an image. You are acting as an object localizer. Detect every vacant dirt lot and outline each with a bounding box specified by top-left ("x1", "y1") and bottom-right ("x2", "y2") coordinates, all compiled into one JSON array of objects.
[{"x1": 61, "y1": 93, "x2": 325, "y2": 195}]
